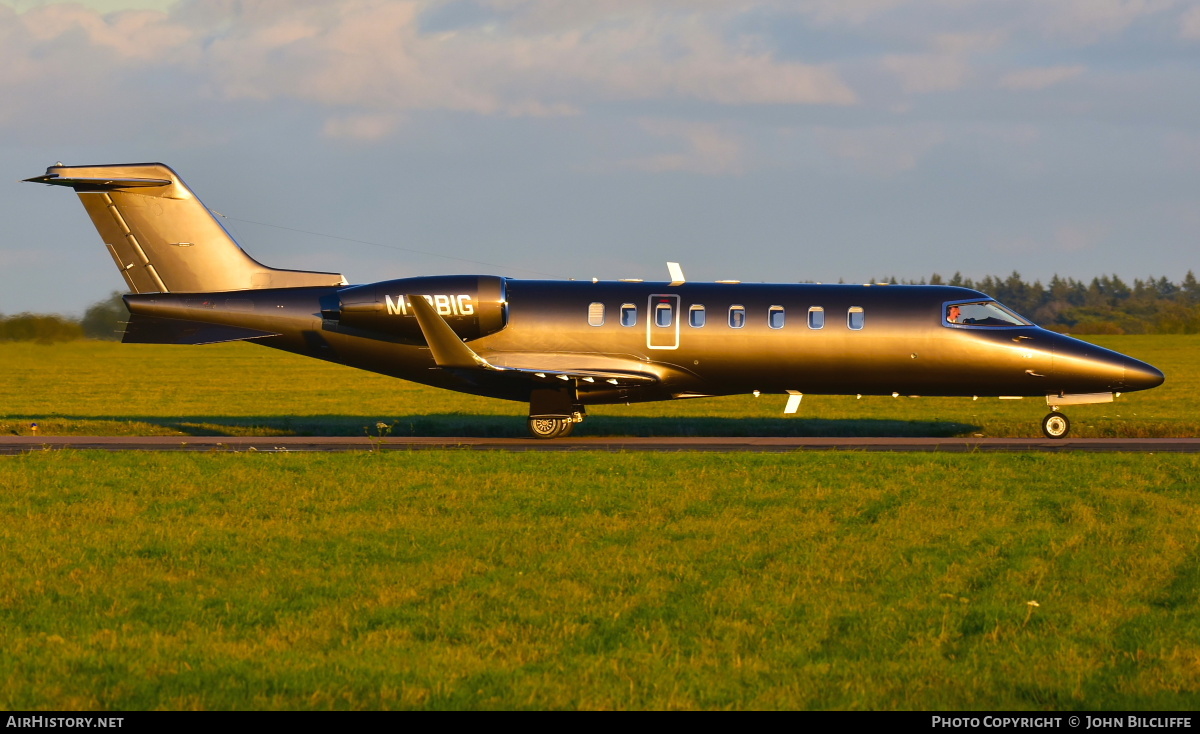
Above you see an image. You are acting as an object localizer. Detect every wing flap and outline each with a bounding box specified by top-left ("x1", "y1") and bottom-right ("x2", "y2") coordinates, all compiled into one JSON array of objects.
[{"x1": 487, "y1": 365, "x2": 658, "y2": 388}]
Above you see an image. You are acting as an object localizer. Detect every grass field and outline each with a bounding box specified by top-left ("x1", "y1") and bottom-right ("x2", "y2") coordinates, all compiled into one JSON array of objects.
[
  {"x1": 2, "y1": 451, "x2": 1198, "y2": 710},
  {"x1": 0, "y1": 335, "x2": 1196, "y2": 438},
  {"x1": 0, "y1": 337, "x2": 1198, "y2": 710}
]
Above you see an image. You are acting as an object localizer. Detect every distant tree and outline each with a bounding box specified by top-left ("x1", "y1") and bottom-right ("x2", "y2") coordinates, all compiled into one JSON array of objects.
[
  {"x1": 81, "y1": 291, "x2": 129, "y2": 340},
  {"x1": 0, "y1": 313, "x2": 84, "y2": 343},
  {"x1": 1154, "y1": 276, "x2": 1177, "y2": 298},
  {"x1": 1183, "y1": 271, "x2": 1200, "y2": 303}
]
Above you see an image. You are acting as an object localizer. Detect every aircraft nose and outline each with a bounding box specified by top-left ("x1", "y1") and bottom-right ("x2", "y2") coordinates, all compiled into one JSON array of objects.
[{"x1": 1122, "y1": 357, "x2": 1165, "y2": 392}]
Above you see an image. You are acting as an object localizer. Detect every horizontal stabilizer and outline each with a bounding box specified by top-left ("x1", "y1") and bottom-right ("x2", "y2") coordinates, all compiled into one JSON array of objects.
[
  {"x1": 22, "y1": 174, "x2": 170, "y2": 191},
  {"x1": 121, "y1": 313, "x2": 280, "y2": 345}
]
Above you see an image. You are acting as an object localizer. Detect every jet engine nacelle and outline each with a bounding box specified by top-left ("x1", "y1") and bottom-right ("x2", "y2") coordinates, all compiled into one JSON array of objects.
[{"x1": 321, "y1": 275, "x2": 508, "y2": 342}]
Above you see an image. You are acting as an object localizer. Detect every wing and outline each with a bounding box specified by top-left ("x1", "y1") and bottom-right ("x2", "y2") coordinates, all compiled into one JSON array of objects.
[{"x1": 405, "y1": 293, "x2": 659, "y2": 389}]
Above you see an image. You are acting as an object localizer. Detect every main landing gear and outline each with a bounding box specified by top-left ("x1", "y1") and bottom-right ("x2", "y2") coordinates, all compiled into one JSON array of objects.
[
  {"x1": 527, "y1": 386, "x2": 586, "y2": 439},
  {"x1": 1041, "y1": 409, "x2": 1071, "y2": 439},
  {"x1": 527, "y1": 412, "x2": 584, "y2": 439}
]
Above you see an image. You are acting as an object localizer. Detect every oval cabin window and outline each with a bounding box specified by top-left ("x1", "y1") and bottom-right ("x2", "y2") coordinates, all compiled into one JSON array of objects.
[
  {"x1": 848, "y1": 306, "x2": 865, "y2": 330},
  {"x1": 655, "y1": 301, "x2": 673, "y2": 328}
]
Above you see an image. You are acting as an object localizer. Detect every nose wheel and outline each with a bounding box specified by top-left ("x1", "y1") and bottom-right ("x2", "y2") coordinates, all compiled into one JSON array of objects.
[{"x1": 1041, "y1": 411, "x2": 1070, "y2": 439}]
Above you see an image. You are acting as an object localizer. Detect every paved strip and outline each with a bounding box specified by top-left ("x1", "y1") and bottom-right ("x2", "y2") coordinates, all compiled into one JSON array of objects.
[{"x1": 2, "y1": 436, "x2": 1199, "y2": 454}]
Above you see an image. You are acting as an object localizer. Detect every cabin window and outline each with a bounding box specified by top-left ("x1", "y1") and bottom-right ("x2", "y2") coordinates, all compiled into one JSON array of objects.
[
  {"x1": 848, "y1": 306, "x2": 865, "y2": 330},
  {"x1": 768, "y1": 306, "x2": 785, "y2": 329},
  {"x1": 654, "y1": 301, "x2": 673, "y2": 328},
  {"x1": 620, "y1": 303, "x2": 637, "y2": 327},
  {"x1": 729, "y1": 305, "x2": 746, "y2": 329},
  {"x1": 808, "y1": 306, "x2": 824, "y2": 330},
  {"x1": 588, "y1": 302, "x2": 605, "y2": 327},
  {"x1": 689, "y1": 305, "x2": 706, "y2": 328}
]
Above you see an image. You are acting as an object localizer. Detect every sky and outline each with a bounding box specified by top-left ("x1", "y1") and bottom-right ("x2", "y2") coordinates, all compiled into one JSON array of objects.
[{"x1": 2, "y1": 0, "x2": 1199, "y2": 316}]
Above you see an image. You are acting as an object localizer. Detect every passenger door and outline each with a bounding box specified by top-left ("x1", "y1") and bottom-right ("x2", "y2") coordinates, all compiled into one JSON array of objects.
[{"x1": 647, "y1": 294, "x2": 680, "y2": 350}]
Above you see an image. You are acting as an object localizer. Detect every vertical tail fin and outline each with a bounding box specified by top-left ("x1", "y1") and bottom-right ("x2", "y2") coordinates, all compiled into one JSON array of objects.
[{"x1": 25, "y1": 162, "x2": 346, "y2": 294}]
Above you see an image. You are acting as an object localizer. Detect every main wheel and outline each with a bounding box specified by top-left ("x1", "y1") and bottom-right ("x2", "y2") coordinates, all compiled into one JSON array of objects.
[
  {"x1": 1041, "y1": 412, "x2": 1070, "y2": 439},
  {"x1": 528, "y1": 416, "x2": 574, "y2": 439}
]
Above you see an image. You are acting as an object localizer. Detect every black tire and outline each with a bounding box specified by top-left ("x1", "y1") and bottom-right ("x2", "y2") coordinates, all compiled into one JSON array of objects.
[
  {"x1": 1041, "y1": 412, "x2": 1070, "y2": 439},
  {"x1": 528, "y1": 416, "x2": 571, "y2": 439}
]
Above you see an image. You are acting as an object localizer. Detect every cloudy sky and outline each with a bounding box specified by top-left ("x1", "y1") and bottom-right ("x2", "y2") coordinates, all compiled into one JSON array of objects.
[{"x1": 3, "y1": 0, "x2": 1198, "y2": 315}]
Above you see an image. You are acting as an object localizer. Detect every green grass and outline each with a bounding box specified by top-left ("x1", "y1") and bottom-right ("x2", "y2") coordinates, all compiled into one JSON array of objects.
[
  {"x1": 0, "y1": 335, "x2": 1195, "y2": 437},
  {"x1": 1, "y1": 451, "x2": 1198, "y2": 710}
]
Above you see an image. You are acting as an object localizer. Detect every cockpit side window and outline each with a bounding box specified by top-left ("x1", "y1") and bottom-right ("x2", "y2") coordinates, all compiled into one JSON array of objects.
[{"x1": 945, "y1": 300, "x2": 1030, "y2": 327}]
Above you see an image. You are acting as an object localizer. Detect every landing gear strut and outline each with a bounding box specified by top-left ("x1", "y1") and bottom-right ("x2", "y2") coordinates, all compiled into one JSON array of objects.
[{"x1": 1041, "y1": 410, "x2": 1070, "y2": 439}]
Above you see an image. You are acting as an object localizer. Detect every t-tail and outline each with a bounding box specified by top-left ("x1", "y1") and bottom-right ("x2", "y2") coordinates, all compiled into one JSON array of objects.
[{"x1": 24, "y1": 163, "x2": 346, "y2": 293}]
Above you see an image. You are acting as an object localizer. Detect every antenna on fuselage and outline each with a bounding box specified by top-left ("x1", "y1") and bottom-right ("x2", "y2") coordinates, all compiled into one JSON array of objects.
[{"x1": 667, "y1": 262, "x2": 685, "y2": 286}]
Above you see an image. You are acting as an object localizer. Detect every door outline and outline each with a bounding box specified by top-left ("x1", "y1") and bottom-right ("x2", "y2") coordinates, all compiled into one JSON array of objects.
[{"x1": 647, "y1": 294, "x2": 680, "y2": 350}]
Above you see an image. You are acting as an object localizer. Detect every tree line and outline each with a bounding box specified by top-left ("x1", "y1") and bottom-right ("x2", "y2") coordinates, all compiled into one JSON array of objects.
[
  {"x1": 886, "y1": 271, "x2": 1200, "y2": 334},
  {"x1": 0, "y1": 292, "x2": 128, "y2": 343},
  {"x1": 2, "y1": 273, "x2": 1200, "y2": 341}
]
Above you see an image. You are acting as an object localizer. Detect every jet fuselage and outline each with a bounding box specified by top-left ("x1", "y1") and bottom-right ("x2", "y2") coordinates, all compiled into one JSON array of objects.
[{"x1": 123, "y1": 277, "x2": 1164, "y2": 407}]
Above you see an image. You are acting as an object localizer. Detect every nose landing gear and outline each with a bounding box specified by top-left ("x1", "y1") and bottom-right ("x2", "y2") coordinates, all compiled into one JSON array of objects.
[{"x1": 1041, "y1": 409, "x2": 1070, "y2": 439}]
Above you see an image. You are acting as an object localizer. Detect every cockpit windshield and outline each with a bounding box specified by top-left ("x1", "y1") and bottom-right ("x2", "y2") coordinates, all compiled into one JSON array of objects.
[{"x1": 945, "y1": 300, "x2": 1030, "y2": 327}]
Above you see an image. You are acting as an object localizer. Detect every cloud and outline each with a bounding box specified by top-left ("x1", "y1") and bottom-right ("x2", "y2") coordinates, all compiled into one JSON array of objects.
[
  {"x1": 619, "y1": 120, "x2": 745, "y2": 176},
  {"x1": 882, "y1": 53, "x2": 970, "y2": 94},
  {"x1": 321, "y1": 112, "x2": 403, "y2": 141},
  {"x1": 13, "y1": 3, "x2": 190, "y2": 60},
  {"x1": 1055, "y1": 223, "x2": 1108, "y2": 252},
  {"x1": 1030, "y1": 0, "x2": 1178, "y2": 44},
  {"x1": 991, "y1": 222, "x2": 1109, "y2": 256},
  {"x1": 791, "y1": 0, "x2": 911, "y2": 26},
  {"x1": 813, "y1": 125, "x2": 944, "y2": 176},
  {"x1": 878, "y1": 32, "x2": 1003, "y2": 95},
  {"x1": 0, "y1": 0, "x2": 859, "y2": 140},
  {"x1": 792, "y1": 0, "x2": 1180, "y2": 42},
  {"x1": 999, "y1": 65, "x2": 1086, "y2": 91},
  {"x1": 1163, "y1": 132, "x2": 1200, "y2": 169},
  {"x1": 1181, "y1": 4, "x2": 1200, "y2": 39},
  {"x1": 932, "y1": 30, "x2": 1007, "y2": 55}
]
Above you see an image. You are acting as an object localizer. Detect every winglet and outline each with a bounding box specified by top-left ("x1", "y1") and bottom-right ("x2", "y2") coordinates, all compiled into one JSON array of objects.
[{"x1": 406, "y1": 294, "x2": 492, "y2": 369}]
